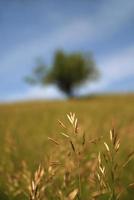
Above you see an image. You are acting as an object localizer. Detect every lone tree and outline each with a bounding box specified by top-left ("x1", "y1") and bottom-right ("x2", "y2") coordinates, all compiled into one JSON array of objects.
[{"x1": 26, "y1": 50, "x2": 99, "y2": 98}]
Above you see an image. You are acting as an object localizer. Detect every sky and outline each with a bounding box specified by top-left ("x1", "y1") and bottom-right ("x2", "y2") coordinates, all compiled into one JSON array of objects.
[{"x1": 0, "y1": 0, "x2": 134, "y2": 102}]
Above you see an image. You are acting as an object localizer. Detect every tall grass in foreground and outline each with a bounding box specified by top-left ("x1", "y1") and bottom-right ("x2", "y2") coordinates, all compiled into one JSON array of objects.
[{"x1": 0, "y1": 113, "x2": 134, "y2": 200}]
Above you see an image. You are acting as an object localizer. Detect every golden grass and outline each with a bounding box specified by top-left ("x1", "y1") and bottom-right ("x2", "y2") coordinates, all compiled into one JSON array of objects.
[{"x1": 0, "y1": 94, "x2": 134, "y2": 199}]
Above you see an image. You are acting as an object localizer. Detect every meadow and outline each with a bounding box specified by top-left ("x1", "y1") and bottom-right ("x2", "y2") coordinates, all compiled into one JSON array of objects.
[{"x1": 0, "y1": 94, "x2": 134, "y2": 200}]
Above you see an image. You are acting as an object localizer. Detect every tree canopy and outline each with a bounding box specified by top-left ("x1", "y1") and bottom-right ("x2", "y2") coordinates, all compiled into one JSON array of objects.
[{"x1": 26, "y1": 50, "x2": 99, "y2": 97}]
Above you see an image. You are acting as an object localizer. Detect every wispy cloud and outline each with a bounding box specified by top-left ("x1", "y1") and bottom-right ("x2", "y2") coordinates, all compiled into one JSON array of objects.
[
  {"x1": 1, "y1": 0, "x2": 134, "y2": 73},
  {"x1": 101, "y1": 46, "x2": 134, "y2": 80},
  {"x1": 79, "y1": 45, "x2": 134, "y2": 94}
]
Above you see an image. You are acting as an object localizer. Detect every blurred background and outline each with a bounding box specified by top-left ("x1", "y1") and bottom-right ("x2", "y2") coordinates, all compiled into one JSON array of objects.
[{"x1": 0, "y1": 0, "x2": 134, "y2": 102}]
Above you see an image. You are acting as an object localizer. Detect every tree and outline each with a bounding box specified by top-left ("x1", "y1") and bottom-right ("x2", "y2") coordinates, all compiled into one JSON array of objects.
[{"x1": 26, "y1": 50, "x2": 99, "y2": 98}]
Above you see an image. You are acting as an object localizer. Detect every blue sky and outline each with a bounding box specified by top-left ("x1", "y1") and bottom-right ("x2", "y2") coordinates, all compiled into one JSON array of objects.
[{"x1": 0, "y1": 0, "x2": 134, "y2": 101}]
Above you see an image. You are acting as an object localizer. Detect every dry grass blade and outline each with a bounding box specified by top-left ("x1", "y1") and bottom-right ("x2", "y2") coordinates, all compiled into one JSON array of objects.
[
  {"x1": 92, "y1": 189, "x2": 107, "y2": 198},
  {"x1": 67, "y1": 112, "x2": 78, "y2": 133},
  {"x1": 82, "y1": 132, "x2": 86, "y2": 146},
  {"x1": 48, "y1": 137, "x2": 60, "y2": 145},
  {"x1": 68, "y1": 188, "x2": 78, "y2": 200},
  {"x1": 69, "y1": 140, "x2": 76, "y2": 153},
  {"x1": 58, "y1": 120, "x2": 66, "y2": 129},
  {"x1": 60, "y1": 132, "x2": 70, "y2": 138},
  {"x1": 67, "y1": 112, "x2": 75, "y2": 124},
  {"x1": 114, "y1": 139, "x2": 120, "y2": 152},
  {"x1": 128, "y1": 182, "x2": 134, "y2": 188},
  {"x1": 122, "y1": 151, "x2": 134, "y2": 168},
  {"x1": 104, "y1": 142, "x2": 110, "y2": 152},
  {"x1": 29, "y1": 165, "x2": 45, "y2": 200},
  {"x1": 98, "y1": 152, "x2": 101, "y2": 164},
  {"x1": 110, "y1": 128, "x2": 115, "y2": 142}
]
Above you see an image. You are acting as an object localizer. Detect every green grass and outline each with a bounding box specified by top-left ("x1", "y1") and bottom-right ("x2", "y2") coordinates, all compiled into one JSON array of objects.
[{"x1": 0, "y1": 94, "x2": 134, "y2": 199}]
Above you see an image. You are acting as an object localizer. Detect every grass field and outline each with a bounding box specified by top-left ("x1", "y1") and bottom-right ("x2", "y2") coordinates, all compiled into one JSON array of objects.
[{"x1": 0, "y1": 94, "x2": 134, "y2": 199}]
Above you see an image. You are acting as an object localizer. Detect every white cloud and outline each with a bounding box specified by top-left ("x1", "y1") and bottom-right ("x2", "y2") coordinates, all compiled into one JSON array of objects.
[
  {"x1": 79, "y1": 45, "x2": 134, "y2": 94},
  {"x1": 2, "y1": 85, "x2": 66, "y2": 102},
  {"x1": 100, "y1": 45, "x2": 134, "y2": 80}
]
